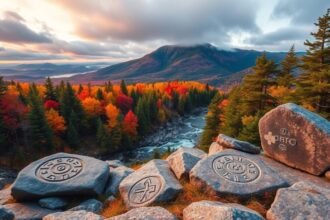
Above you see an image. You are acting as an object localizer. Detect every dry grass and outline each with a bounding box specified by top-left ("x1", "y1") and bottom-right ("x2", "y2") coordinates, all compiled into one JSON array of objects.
[{"x1": 102, "y1": 197, "x2": 128, "y2": 218}]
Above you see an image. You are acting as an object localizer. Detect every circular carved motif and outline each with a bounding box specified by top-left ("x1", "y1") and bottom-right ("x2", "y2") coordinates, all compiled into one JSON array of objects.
[
  {"x1": 128, "y1": 176, "x2": 162, "y2": 205},
  {"x1": 212, "y1": 155, "x2": 260, "y2": 183},
  {"x1": 35, "y1": 157, "x2": 83, "y2": 182}
]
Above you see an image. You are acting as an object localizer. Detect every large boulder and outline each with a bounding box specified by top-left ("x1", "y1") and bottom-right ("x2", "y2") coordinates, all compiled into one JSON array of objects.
[
  {"x1": 105, "y1": 166, "x2": 134, "y2": 196},
  {"x1": 267, "y1": 181, "x2": 330, "y2": 220},
  {"x1": 190, "y1": 149, "x2": 287, "y2": 198},
  {"x1": 183, "y1": 201, "x2": 264, "y2": 220},
  {"x1": 38, "y1": 197, "x2": 68, "y2": 210},
  {"x1": 167, "y1": 147, "x2": 206, "y2": 180},
  {"x1": 43, "y1": 210, "x2": 104, "y2": 220},
  {"x1": 3, "y1": 202, "x2": 56, "y2": 220},
  {"x1": 216, "y1": 134, "x2": 260, "y2": 154},
  {"x1": 119, "y1": 159, "x2": 182, "y2": 208},
  {"x1": 69, "y1": 199, "x2": 103, "y2": 214},
  {"x1": 107, "y1": 206, "x2": 177, "y2": 220},
  {"x1": 11, "y1": 152, "x2": 109, "y2": 201},
  {"x1": 208, "y1": 142, "x2": 224, "y2": 155},
  {"x1": 0, "y1": 205, "x2": 14, "y2": 220},
  {"x1": 259, "y1": 103, "x2": 330, "y2": 175}
]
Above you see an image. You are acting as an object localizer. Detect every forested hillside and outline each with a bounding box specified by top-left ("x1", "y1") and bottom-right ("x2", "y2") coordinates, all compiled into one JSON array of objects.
[
  {"x1": 199, "y1": 9, "x2": 330, "y2": 150},
  {"x1": 0, "y1": 79, "x2": 217, "y2": 168}
]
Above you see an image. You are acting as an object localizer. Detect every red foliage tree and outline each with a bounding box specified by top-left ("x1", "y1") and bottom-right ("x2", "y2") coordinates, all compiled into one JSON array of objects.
[
  {"x1": 123, "y1": 110, "x2": 138, "y2": 137},
  {"x1": 44, "y1": 100, "x2": 59, "y2": 110},
  {"x1": 115, "y1": 93, "x2": 133, "y2": 114}
]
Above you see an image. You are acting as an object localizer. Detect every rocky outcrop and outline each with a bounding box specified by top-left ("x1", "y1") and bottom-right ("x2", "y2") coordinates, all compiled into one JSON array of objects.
[
  {"x1": 106, "y1": 160, "x2": 124, "y2": 169},
  {"x1": 3, "y1": 202, "x2": 56, "y2": 220},
  {"x1": 167, "y1": 147, "x2": 206, "y2": 180},
  {"x1": 267, "y1": 181, "x2": 330, "y2": 220},
  {"x1": 216, "y1": 134, "x2": 260, "y2": 154},
  {"x1": 105, "y1": 166, "x2": 134, "y2": 196},
  {"x1": 0, "y1": 205, "x2": 14, "y2": 220},
  {"x1": 208, "y1": 142, "x2": 224, "y2": 155},
  {"x1": 11, "y1": 152, "x2": 109, "y2": 201},
  {"x1": 69, "y1": 199, "x2": 103, "y2": 214},
  {"x1": 107, "y1": 206, "x2": 177, "y2": 220},
  {"x1": 119, "y1": 159, "x2": 182, "y2": 208},
  {"x1": 183, "y1": 201, "x2": 264, "y2": 220},
  {"x1": 259, "y1": 103, "x2": 330, "y2": 175},
  {"x1": 190, "y1": 149, "x2": 287, "y2": 198},
  {"x1": 43, "y1": 210, "x2": 104, "y2": 220},
  {"x1": 38, "y1": 197, "x2": 68, "y2": 210}
]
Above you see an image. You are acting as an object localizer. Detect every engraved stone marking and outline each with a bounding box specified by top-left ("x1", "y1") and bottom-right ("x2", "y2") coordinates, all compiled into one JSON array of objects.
[
  {"x1": 128, "y1": 176, "x2": 162, "y2": 205},
  {"x1": 35, "y1": 157, "x2": 83, "y2": 182},
  {"x1": 263, "y1": 128, "x2": 297, "y2": 151},
  {"x1": 212, "y1": 155, "x2": 260, "y2": 183}
]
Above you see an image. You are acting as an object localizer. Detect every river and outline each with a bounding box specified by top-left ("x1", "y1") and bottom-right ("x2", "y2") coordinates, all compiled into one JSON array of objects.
[{"x1": 103, "y1": 108, "x2": 207, "y2": 164}]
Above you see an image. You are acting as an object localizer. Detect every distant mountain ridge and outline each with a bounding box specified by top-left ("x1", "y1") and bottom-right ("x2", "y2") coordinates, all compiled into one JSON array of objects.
[{"x1": 68, "y1": 43, "x2": 297, "y2": 86}]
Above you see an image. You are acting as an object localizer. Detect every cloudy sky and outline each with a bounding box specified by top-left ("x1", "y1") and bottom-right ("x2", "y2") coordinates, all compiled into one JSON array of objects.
[{"x1": 0, "y1": 0, "x2": 329, "y2": 63}]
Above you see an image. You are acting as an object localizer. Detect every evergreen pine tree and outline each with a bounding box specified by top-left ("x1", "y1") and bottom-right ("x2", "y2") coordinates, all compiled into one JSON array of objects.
[
  {"x1": 67, "y1": 113, "x2": 79, "y2": 148},
  {"x1": 96, "y1": 88, "x2": 104, "y2": 100},
  {"x1": 28, "y1": 84, "x2": 53, "y2": 151},
  {"x1": 105, "y1": 81, "x2": 113, "y2": 93},
  {"x1": 0, "y1": 76, "x2": 7, "y2": 96},
  {"x1": 278, "y1": 45, "x2": 299, "y2": 87},
  {"x1": 296, "y1": 9, "x2": 330, "y2": 117},
  {"x1": 96, "y1": 118, "x2": 111, "y2": 151},
  {"x1": 44, "y1": 77, "x2": 57, "y2": 101},
  {"x1": 135, "y1": 97, "x2": 149, "y2": 135},
  {"x1": 120, "y1": 80, "x2": 128, "y2": 95},
  {"x1": 238, "y1": 113, "x2": 262, "y2": 145}
]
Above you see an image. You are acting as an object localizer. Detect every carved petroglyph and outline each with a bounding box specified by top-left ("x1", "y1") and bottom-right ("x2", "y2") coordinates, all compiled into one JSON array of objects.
[
  {"x1": 264, "y1": 128, "x2": 297, "y2": 151},
  {"x1": 212, "y1": 155, "x2": 261, "y2": 183},
  {"x1": 128, "y1": 176, "x2": 162, "y2": 205},
  {"x1": 35, "y1": 157, "x2": 83, "y2": 182}
]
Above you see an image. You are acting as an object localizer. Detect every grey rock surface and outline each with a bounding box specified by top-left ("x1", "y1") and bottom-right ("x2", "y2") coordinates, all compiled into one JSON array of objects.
[
  {"x1": 190, "y1": 149, "x2": 287, "y2": 198},
  {"x1": 38, "y1": 197, "x2": 68, "y2": 210},
  {"x1": 259, "y1": 103, "x2": 330, "y2": 175},
  {"x1": 69, "y1": 199, "x2": 103, "y2": 214},
  {"x1": 216, "y1": 134, "x2": 260, "y2": 154},
  {"x1": 167, "y1": 147, "x2": 206, "y2": 180},
  {"x1": 0, "y1": 187, "x2": 13, "y2": 205},
  {"x1": 43, "y1": 210, "x2": 104, "y2": 220},
  {"x1": 11, "y1": 152, "x2": 109, "y2": 201},
  {"x1": 267, "y1": 181, "x2": 330, "y2": 220},
  {"x1": 105, "y1": 166, "x2": 134, "y2": 196},
  {"x1": 3, "y1": 202, "x2": 56, "y2": 220},
  {"x1": 208, "y1": 142, "x2": 224, "y2": 155},
  {"x1": 106, "y1": 160, "x2": 124, "y2": 169},
  {"x1": 107, "y1": 206, "x2": 177, "y2": 220},
  {"x1": 119, "y1": 159, "x2": 182, "y2": 208},
  {"x1": 0, "y1": 205, "x2": 14, "y2": 220},
  {"x1": 183, "y1": 200, "x2": 264, "y2": 220}
]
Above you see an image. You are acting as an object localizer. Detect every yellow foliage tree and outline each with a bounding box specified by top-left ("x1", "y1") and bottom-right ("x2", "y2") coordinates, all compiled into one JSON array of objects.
[
  {"x1": 105, "y1": 103, "x2": 120, "y2": 129},
  {"x1": 45, "y1": 109, "x2": 66, "y2": 134},
  {"x1": 82, "y1": 97, "x2": 103, "y2": 117}
]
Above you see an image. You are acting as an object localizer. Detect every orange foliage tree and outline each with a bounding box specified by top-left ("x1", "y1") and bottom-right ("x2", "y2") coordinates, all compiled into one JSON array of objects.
[
  {"x1": 82, "y1": 97, "x2": 103, "y2": 117},
  {"x1": 45, "y1": 109, "x2": 66, "y2": 134},
  {"x1": 105, "y1": 103, "x2": 120, "y2": 129}
]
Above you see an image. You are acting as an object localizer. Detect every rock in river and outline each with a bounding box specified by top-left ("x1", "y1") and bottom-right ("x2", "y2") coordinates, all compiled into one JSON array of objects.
[
  {"x1": 107, "y1": 206, "x2": 177, "y2": 220},
  {"x1": 259, "y1": 103, "x2": 330, "y2": 175},
  {"x1": 119, "y1": 159, "x2": 182, "y2": 208},
  {"x1": 167, "y1": 147, "x2": 206, "y2": 180},
  {"x1": 11, "y1": 152, "x2": 109, "y2": 201},
  {"x1": 44, "y1": 210, "x2": 104, "y2": 220},
  {"x1": 267, "y1": 181, "x2": 330, "y2": 220},
  {"x1": 190, "y1": 149, "x2": 287, "y2": 198},
  {"x1": 183, "y1": 200, "x2": 264, "y2": 220},
  {"x1": 216, "y1": 134, "x2": 260, "y2": 154}
]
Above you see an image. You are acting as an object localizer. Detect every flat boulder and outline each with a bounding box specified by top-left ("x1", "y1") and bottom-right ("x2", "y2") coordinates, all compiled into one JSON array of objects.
[
  {"x1": 208, "y1": 142, "x2": 224, "y2": 155},
  {"x1": 183, "y1": 200, "x2": 264, "y2": 220},
  {"x1": 43, "y1": 210, "x2": 104, "y2": 220},
  {"x1": 105, "y1": 166, "x2": 134, "y2": 196},
  {"x1": 267, "y1": 181, "x2": 330, "y2": 220},
  {"x1": 11, "y1": 152, "x2": 109, "y2": 201},
  {"x1": 0, "y1": 205, "x2": 14, "y2": 220},
  {"x1": 107, "y1": 206, "x2": 177, "y2": 220},
  {"x1": 69, "y1": 199, "x2": 103, "y2": 214},
  {"x1": 3, "y1": 202, "x2": 56, "y2": 220},
  {"x1": 119, "y1": 159, "x2": 182, "y2": 208},
  {"x1": 259, "y1": 103, "x2": 330, "y2": 175},
  {"x1": 190, "y1": 149, "x2": 287, "y2": 198},
  {"x1": 167, "y1": 147, "x2": 206, "y2": 180},
  {"x1": 216, "y1": 134, "x2": 260, "y2": 154},
  {"x1": 38, "y1": 197, "x2": 68, "y2": 210}
]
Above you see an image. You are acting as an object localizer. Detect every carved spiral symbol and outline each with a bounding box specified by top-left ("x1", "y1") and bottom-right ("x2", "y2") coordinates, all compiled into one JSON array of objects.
[
  {"x1": 35, "y1": 157, "x2": 83, "y2": 182},
  {"x1": 212, "y1": 155, "x2": 261, "y2": 183}
]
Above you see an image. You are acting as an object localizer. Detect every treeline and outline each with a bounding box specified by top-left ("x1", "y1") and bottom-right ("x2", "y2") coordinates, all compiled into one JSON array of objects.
[
  {"x1": 199, "y1": 9, "x2": 330, "y2": 150},
  {"x1": 0, "y1": 79, "x2": 217, "y2": 167}
]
